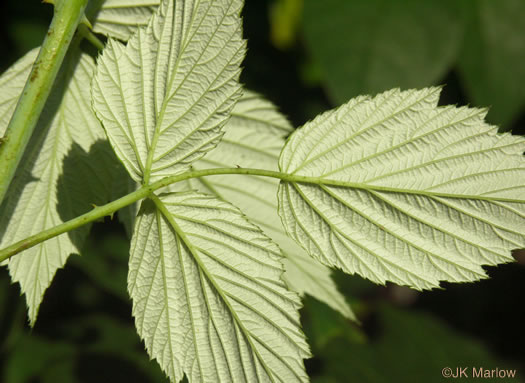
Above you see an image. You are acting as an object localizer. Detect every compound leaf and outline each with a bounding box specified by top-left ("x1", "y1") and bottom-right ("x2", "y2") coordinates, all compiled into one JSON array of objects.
[
  {"x1": 175, "y1": 90, "x2": 354, "y2": 320},
  {"x1": 92, "y1": 0, "x2": 160, "y2": 41},
  {"x1": 0, "y1": 49, "x2": 118, "y2": 324},
  {"x1": 129, "y1": 192, "x2": 309, "y2": 382},
  {"x1": 278, "y1": 87, "x2": 525, "y2": 290},
  {"x1": 92, "y1": 0, "x2": 245, "y2": 184}
]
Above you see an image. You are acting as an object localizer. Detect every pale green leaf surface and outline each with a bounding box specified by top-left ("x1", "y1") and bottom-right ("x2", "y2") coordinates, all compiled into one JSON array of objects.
[
  {"x1": 92, "y1": 0, "x2": 160, "y2": 41},
  {"x1": 169, "y1": 90, "x2": 355, "y2": 320},
  {"x1": 92, "y1": 0, "x2": 245, "y2": 183},
  {"x1": 278, "y1": 87, "x2": 525, "y2": 290},
  {"x1": 0, "y1": 51, "x2": 114, "y2": 324},
  {"x1": 128, "y1": 192, "x2": 309, "y2": 382},
  {"x1": 0, "y1": 49, "x2": 38, "y2": 135}
]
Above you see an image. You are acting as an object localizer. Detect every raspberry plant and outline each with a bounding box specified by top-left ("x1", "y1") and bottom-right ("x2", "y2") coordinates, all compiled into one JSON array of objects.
[{"x1": 0, "y1": 0, "x2": 523, "y2": 381}]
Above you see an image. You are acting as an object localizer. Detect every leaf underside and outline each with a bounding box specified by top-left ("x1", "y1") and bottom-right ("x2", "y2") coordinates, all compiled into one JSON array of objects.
[
  {"x1": 94, "y1": 1, "x2": 310, "y2": 381},
  {"x1": 172, "y1": 90, "x2": 355, "y2": 320},
  {"x1": 92, "y1": 0, "x2": 161, "y2": 41},
  {"x1": 0, "y1": 49, "x2": 119, "y2": 324},
  {"x1": 278, "y1": 87, "x2": 525, "y2": 290},
  {"x1": 129, "y1": 192, "x2": 310, "y2": 382},
  {"x1": 92, "y1": 0, "x2": 246, "y2": 183},
  {"x1": 4, "y1": 4, "x2": 522, "y2": 383}
]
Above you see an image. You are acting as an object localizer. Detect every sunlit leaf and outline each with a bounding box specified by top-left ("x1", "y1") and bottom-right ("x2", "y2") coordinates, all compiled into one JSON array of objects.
[
  {"x1": 92, "y1": 0, "x2": 160, "y2": 41},
  {"x1": 129, "y1": 192, "x2": 310, "y2": 382},
  {"x1": 174, "y1": 90, "x2": 355, "y2": 320},
  {"x1": 0, "y1": 49, "x2": 38, "y2": 130},
  {"x1": 278, "y1": 87, "x2": 525, "y2": 290},
  {"x1": 0, "y1": 49, "x2": 122, "y2": 324},
  {"x1": 92, "y1": 0, "x2": 245, "y2": 183}
]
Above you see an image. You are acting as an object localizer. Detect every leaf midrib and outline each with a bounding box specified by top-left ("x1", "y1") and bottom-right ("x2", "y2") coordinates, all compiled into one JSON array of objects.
[
  {"x1": 150, "y1": 194, "x2": 280, "y2": 382},
  {"x1": 280, "y1": 177, "x2": 525, "y2": 205},
  {"x1": 146, "y1": 0, "x2": 226, "y2": 182}
]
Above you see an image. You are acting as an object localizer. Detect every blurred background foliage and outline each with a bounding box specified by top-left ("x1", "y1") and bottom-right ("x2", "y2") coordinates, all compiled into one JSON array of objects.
[{"x1": 0, "y1": 0, "x2": 524, "y2": 382}]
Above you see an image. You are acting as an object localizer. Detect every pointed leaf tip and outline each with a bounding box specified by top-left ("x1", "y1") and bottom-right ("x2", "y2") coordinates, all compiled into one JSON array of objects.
[
  {"x1": 92, "y1": 0, "x2": 246, "y2": 183},
  {"x1": 278, "y1": 87, "x2": 525, "y2": 290}
]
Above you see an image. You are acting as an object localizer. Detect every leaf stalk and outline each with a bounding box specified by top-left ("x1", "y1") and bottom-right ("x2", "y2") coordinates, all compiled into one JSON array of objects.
[
  {"x1": 0, "y1": 0, "x2": 89, "y2": 205},
  {"x1": 1, "y1": 166, "x2": 523, "y2": 262}
]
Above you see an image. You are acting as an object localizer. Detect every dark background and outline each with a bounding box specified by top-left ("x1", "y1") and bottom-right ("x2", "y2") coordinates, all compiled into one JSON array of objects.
[{"x1": 0, "y1": 0, "x2": 524, "y2": 382}]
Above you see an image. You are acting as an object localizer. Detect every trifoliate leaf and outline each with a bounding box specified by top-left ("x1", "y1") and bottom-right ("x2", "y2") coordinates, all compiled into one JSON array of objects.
[
  {"x1": 92, "y1": 0, "x2": 245, "y2": 184},
  {"x1": 0, "y1": 49, "x2": 123, "y2": 325},
  {"x1": 278, "y1": 87, "x2": 525, "y2": 290},
  {"x1": 92, "y1": 0, "x2": 160, "y2": 41},
  {"x1": 128, "y1": 192, "x2": 310, "y2": 382},
  {"x1": 175, "y1": 90, "x2": 355, "y2": 320}
]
